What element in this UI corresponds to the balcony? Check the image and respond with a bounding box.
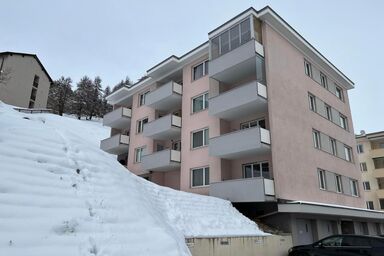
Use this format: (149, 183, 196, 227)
(209, 127, 271, 159)
(209, 178, 275, 203)
(102, 107, 131, 129)
(100, 134, 129, 155)
(145, 81, 182, 111)
(373, 168, 384, 178)
(141, 149, 181, 172)
(209, 39, 265, 84)
(371, 148, 384, 159)
(143, 114, 181, 140)
(377, 189, 384, 199)
(209, 81, 267, 121)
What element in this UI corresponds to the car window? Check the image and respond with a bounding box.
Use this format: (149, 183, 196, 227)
(371, 238, 384, 247)
(321, 236, 342, 247)
(341, 237, 355, 246)
(352, 237, 370, 247)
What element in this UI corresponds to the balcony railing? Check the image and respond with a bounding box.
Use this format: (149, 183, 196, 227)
(209, 81, 267, 120)
(371, 148, 384, 159)
(141, 149, 181, 172)
(209, 127, 271, 159)
(145, 81, 182, 111)
(143, 114, 181, 140)
(103, 107, 131, 129)
(100, 134, 129, 155)
(209, 177, 275, 203)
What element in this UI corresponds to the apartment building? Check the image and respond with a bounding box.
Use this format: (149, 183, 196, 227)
(101, 7, 384, 245)
(0, 52, 52, 108)
(356, 131, 384, 211)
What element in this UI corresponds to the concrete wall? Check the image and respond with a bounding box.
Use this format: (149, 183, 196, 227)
(187, 235, 292, 256)
(263, 22, 364, 208)
(0, 54, 51, 108)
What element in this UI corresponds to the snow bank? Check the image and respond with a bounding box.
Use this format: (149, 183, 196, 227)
(0, 102, 265, 256)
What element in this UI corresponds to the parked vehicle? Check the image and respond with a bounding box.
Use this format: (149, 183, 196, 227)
(288, 235, 384, 256)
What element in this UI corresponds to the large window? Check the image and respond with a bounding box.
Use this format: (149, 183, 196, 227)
(191, 167, 209, 187)
(210, 17, 251, 59)
(137, 117, 148, 133)
(350, 179, 359, 196)
(242, 162, 270, 179)
(373, 157, 384, 169)
(192, 128, 209, 149)
(134, 147, 145, 163)
(335, 174, 343, 193)
(313, 130, 321, 149)
(240, 118, 266, 129)
(192, 92, 209, 113)
(318, 169, 327, 190)
(192, 60, 209, 81)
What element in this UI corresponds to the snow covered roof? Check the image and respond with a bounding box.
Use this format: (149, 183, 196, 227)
(0, 102, 266, 256)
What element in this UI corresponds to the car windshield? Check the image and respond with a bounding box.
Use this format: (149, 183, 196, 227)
(320, 236, 342, 247)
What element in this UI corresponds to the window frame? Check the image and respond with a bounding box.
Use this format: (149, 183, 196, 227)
(191, 166, 210, 188)
(357, 144, 364, 154)
(138, 91, 150, 106)
(134, 146, 145, 163)
(320, 72, 328, 89)
(325, 104, 332, 121)
(350, 179, 359, 197)
(366, 201, 374, 210)
(339, 114, 348, 130)
(192, 60, 209, 81)
(191, 92, 209, 113)
(308, 93, 316, 112)
(363, 181, 371, 191)
(318, 169, 327, 190)
(242, 161, 270, 179)
(360, 162, 367, 172)
(330, 137, 337, 156)
(240, 118, 266, 130)
(137, 117, 149, 134)
(191, 128, 209, 149)
(344, 145, 352, 162)
(304, 60, 312, 77)
(335, 174, 343, 193)
(335, 86, 344, 101)
(313, 129, 321, 149)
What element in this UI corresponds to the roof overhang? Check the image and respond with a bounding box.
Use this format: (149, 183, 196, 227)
(277, 201, 384, 220)
(208, 6, 354, 90)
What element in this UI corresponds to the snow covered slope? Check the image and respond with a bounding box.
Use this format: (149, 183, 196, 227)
(0, 102, 265, 256)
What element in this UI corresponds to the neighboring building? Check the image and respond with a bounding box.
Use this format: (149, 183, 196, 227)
(356, 131, 384, 211)
(101, 7, 384, 245)
(0, 52, 53, 108)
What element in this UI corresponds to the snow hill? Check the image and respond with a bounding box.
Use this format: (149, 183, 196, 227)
(0, 102, 266, 256)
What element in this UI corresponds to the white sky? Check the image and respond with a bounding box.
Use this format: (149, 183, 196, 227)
(1, 0, 383, 133)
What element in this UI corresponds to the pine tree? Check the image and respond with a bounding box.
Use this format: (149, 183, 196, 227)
(72, 76, 93, 120)
(87, 76, 102, 120)
(47, 76, 73, 116)
(112, 76, 132, 92)
(101, 86, 113, 116)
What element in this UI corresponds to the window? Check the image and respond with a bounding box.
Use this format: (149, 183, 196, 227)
(28, 100, 35, 108)
(350, 179, 359, 196)
(313, 130, 321, 149)
(33, 75, 39, 88)
(192, 92, 209, 113)
(192, 128, 209, 149)
(240, 118, 266, 129)
(318, 169, 327, 190)
(363, 181, 371, 191)
(339, 114, 347, 130)
(191, 167, 209, 187)
(137, 117, 148, 133)
(240, 18, 251, 44)
(30, 87, 37, 101)
(192, 60, 209, 81)
(366, 201, 374, 210)
(325, 104, 332, 121)
(308, 94, 316, 112)
(242, 162, 270, 179)
(335, 174, 343, 193)
(320, 236, 342, 247)
(134, 147, 145, 163)
(357, 144, 364, 154)
(380, 199, 384, 210)
(320, 73, 328, 89)
(220, 30, 230, 55)
(229, 25, 240, 50)
(335, 86, 343, 101)
(344, 145, 352, 162)
(373, 157, 384, 169)
(304, 60, 312, 77)
(139, 91, 149, 106)
(360, 162, 367, 172)
(330, 138, 337, 156)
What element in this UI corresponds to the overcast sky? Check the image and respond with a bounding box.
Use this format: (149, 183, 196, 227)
(1, 0, 383, 133)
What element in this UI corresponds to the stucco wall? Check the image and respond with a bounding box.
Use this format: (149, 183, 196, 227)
(0, 54, 50, 108)
(263, 23, 364, 207)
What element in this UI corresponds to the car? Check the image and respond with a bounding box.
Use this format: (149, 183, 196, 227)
(288, 234, 384, 256)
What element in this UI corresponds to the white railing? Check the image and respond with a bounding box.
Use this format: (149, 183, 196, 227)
(173, 82, 183, 95)
(122, 107, 132, 117)
(257, 82, 267, 98)
(255, 40, 264, 57)
(264, 178, 275, 196)
(260, 128, 271, 145)
(120, 134, 130, 144)
(170, 150, 181, 162)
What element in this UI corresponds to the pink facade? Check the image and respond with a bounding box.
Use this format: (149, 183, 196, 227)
(101, 7, 364, 209)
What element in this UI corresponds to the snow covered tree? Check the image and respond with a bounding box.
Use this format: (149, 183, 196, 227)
(112, 76, 132, 92)
(47, 76, 73, 116)
(101, 86, 113, 116)
(86, 76, 102, 120)
(72, 76, 93, 119)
